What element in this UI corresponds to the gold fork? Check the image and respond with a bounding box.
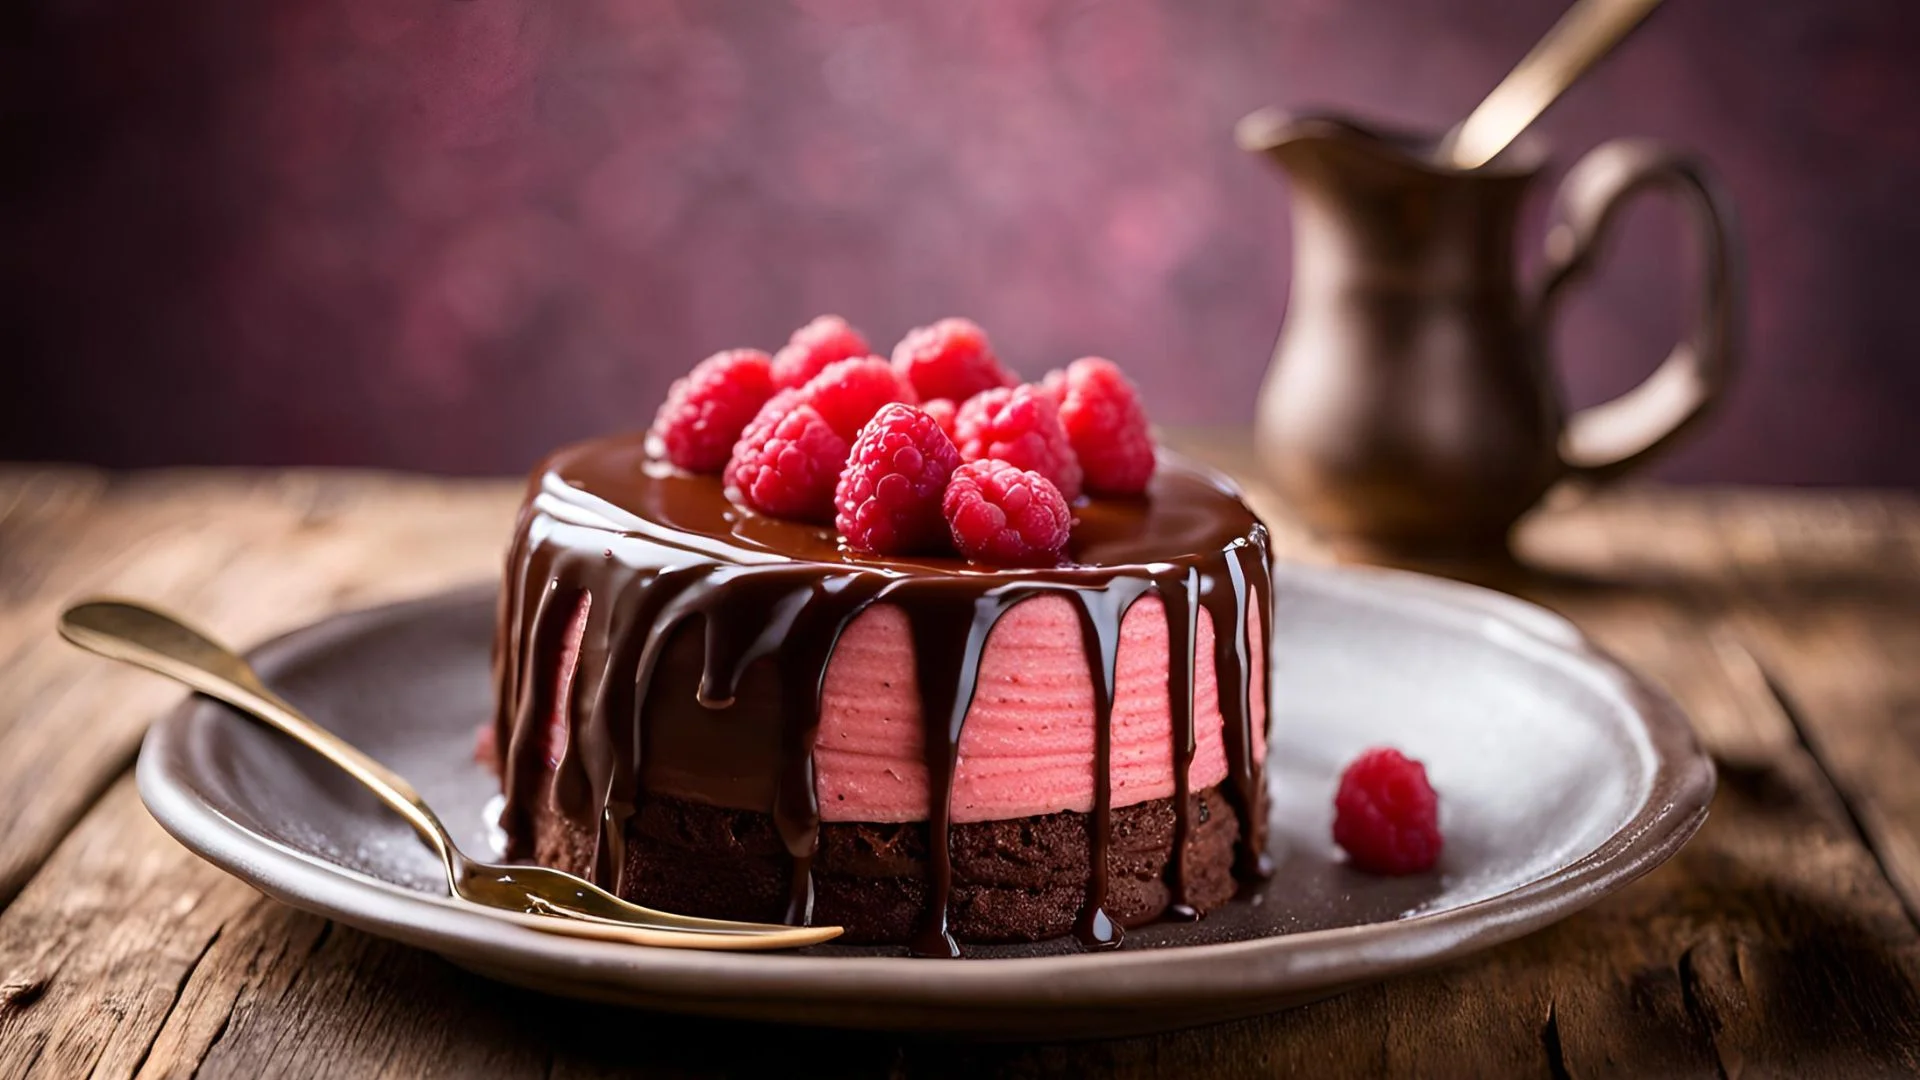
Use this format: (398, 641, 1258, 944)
(60, 599, 840, 951)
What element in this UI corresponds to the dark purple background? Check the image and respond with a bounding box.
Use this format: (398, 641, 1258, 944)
(3, 0, 1916, 484)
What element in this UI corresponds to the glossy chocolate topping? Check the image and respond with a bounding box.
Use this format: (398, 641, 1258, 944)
(491, 431, 1273, 956)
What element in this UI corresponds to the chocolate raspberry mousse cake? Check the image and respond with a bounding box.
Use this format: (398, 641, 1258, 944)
(485, 318, 1272, 956)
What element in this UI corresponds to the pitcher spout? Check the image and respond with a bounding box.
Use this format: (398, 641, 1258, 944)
(1235, 107, 1545, 180)
(1235, 108, 1418, 174)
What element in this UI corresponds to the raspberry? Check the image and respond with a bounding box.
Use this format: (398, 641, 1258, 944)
(1054, 357, 1157, 496)
(648, 349, 775, 473)
(952, 385, 1084, 502)
(891, 318, 1017, 403)
(1333, 747, 1442, 875)
(800, 357, 916, 441)
(921, 398, 958, 438)
(771, 315, 871, 390)
(834, 404, 963, 555)
(1035, 368, 1067, 407)
(724, 389, 850, 521)
(942, 459, 1072, 567)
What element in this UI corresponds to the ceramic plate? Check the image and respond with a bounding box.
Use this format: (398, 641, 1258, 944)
(136, 565, 1712, 1038)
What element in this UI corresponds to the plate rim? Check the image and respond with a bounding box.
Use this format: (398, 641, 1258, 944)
(135, 563, 1714, 1021)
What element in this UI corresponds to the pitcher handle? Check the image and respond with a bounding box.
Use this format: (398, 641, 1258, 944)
(1535, 138, 1742, 485)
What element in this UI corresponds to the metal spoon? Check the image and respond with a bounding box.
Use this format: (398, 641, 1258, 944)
(59, 599, 842, 951)
(1442, 0, 1666, 169)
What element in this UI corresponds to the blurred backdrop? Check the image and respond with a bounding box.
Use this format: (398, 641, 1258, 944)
(2, 0, 1915, 484)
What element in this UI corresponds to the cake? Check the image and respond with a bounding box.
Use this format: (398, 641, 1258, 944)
(485, 319, 1273, 956)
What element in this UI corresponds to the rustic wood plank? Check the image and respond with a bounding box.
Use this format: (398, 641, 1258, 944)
(185, 914, 552, 1080)
(0, 780, 256, 1080)
(0, 779, 554, 1080)
(0, 468, 519, 908)
(1516, 488, 1920, 1077)
(1699, 491, 1920, 930)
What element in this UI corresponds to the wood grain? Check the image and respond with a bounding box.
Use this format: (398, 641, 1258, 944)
(0, 458, 1917, 1077)
(0, 468, 519, 909)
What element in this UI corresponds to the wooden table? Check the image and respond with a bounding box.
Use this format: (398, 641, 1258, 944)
(2, 446, 1919, 1078)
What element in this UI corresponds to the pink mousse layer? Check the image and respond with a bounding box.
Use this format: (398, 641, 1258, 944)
(816, 595, 1266, 824)
(539, 591, 1266, 825)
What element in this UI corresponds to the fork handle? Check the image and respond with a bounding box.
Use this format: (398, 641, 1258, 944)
(59, 600, 457, 864)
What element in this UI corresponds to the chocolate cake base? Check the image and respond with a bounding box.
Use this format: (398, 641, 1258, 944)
(524, 787, 1242, 944)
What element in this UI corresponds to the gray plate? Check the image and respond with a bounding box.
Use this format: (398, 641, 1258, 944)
(136, 564, 1713, 1038)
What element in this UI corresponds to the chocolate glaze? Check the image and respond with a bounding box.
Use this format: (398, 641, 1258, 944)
(491, 431, 1272, 957)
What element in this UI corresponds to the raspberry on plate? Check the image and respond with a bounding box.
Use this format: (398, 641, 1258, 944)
(891, 318, 1017, 403)
(1053, 357, 1156, 496)
(648, 348, 775, 473)
(834, 404, 964, 555)
(952, 385, 1084, 502)
(771, 315, 871, 390)
(724, 389, 850, 521)
(800, 357, 916, 441)
(1332, 747, 1442, 875)
(942, 459, 1072, 567)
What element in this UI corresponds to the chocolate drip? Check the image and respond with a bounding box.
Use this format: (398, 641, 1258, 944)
(900, 590, 1007, 958)
(1067, 580, 1152, 949)
(486, 504, 531, 778)
(496, 572, 569, 856)
(491, 433, 1273, 955)
(1204, 542, 1274, 879)
(1159, 565, 1202, 919)
(770, 574, 890, 924)
(590, 564, 707, 892)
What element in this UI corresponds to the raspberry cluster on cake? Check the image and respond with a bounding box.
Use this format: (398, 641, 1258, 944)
(485, 316, 1272, 956)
